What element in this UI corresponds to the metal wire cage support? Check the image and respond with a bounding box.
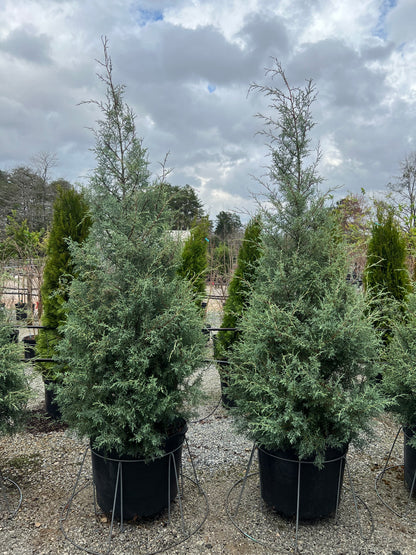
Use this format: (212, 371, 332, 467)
(226, 443, 374, 554)
(60, 437, 209, 555)
(0, 467, 22, 520)
(375, 426, 416, 518)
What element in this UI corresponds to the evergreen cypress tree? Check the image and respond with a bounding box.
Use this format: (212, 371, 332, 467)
(177, 216, 210, 304)
(364, 204, 411, 343)
(0, 305, 29, 435)
(214, 215, 262, 362)
(228, 61, 384, 465)
(37, 186, 91, 379)
(55, 40, 205, 460)
(383, 290, 416, 437)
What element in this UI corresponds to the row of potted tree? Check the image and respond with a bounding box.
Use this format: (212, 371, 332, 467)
(2, 46, 416, 526)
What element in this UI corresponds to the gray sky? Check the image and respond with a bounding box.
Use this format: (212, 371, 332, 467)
(1, 0, 415, 221)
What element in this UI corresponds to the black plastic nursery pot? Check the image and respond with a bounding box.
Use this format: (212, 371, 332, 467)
(15, 302, 27, 320)
(43, 379, 62, 420)
(403, 427, 416, 494)
(91, 422, 188, 520)
(220, 378, 236, 409)
(22, 334, 36, 359)
(258, 444, 348, 520)
(9, 329, 19, 343)
(215, 358, 236, 409)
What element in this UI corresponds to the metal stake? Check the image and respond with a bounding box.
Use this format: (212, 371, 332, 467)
(233, 443, 256, 516)
(375, 425, 416, 518)
(294, 461, 302, 553)
(345, 458, 364, 539)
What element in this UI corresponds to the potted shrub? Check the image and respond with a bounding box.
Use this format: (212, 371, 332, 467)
(36, 185, 91, 418)
(213, 215, 262, 406)
(55, 41, 206, 520)
(383, 290, 416, 492)
(0, 301, 29, 436)
(22, 333, 37, 359)
(228, 61, 384, 520)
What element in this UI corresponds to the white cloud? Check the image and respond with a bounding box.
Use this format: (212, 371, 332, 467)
(0, 0, 415, 220)
(385, 0, 416, 44)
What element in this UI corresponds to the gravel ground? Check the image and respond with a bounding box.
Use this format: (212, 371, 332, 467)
(1, 320, 416, 553)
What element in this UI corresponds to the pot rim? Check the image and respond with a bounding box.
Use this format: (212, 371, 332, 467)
(257, 443, 348, 465)
(90, 420, 188, 463)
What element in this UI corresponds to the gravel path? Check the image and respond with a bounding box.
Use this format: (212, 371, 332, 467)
(1, 321, 416, 553)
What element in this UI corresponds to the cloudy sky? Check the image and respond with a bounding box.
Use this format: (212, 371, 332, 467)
(0, 0, 415, 221)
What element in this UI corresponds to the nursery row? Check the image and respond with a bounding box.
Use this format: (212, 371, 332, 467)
(2, 43, 416, 554)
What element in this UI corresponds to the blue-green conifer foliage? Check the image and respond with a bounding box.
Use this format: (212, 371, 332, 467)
(55, 41, 205, 460)
(228, 62, 384, 465)
(383, 290, 416, 442)
(0, 307, 28, 434)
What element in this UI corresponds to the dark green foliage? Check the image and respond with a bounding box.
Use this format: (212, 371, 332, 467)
(383, 291, 416, 445)
(214, 215, 262, 362)
(36, 186, 91, 379)
(0, 306, 29, 435)
(364, 204, 411, 343)
(177, 216, 210, 303)
(55, 41, 205, 461)
(162, 183, 205, 230)
(228, 61, 384, 466)
(0, 212, 44, 261)
(364, 204, 411, 301)
(214, 211, 242, 243)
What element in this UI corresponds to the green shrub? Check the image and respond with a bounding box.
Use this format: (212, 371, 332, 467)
(383, 290, 416, 443)
(228, 61, 384, 466)
(214, 215, 262, 362)
(0, 306, 29, 435)
(177, 216, 210, 304)
(55, 42, 205, 461)
(364, 204, 411, 344)
(37, 186, 91, 380)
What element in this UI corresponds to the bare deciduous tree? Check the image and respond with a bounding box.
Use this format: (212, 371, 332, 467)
(388, 152, 416, 234)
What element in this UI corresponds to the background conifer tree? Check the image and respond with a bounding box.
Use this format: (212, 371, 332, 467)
(364, 204, 411, 343)
(0, 306, 29, 435)
(178, 216, 210, 304)
(214, 215, 262, 361)
(36, 186, 91, 379)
